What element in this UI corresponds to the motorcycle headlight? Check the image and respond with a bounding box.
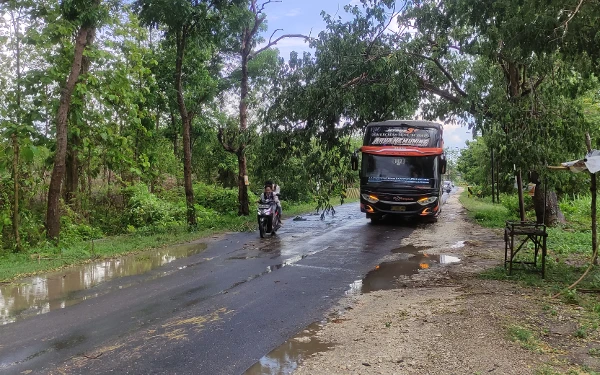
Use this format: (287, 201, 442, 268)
(417, 196, 438, 205)
(361, 194, 379, 204)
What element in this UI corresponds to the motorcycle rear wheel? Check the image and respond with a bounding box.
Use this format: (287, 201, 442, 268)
(259, 219, 266, 238)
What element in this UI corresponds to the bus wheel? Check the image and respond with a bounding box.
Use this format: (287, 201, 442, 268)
(423, 216, 438, 224)
(370, 215, 382, 224)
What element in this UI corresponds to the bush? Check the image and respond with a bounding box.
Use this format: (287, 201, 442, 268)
(124, 184, 184, 228)
(500, 193, 534, 217)
(559, 194, 592, 223)
(194, 183, 257, 214)
(62, 222, 104, 242)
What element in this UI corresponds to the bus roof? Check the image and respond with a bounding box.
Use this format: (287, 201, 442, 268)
(365, 120, 443, 130)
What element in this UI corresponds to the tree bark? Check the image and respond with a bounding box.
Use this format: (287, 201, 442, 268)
(64, 132, 79, 207)
(175, 27, 196, 226)
(170, 110, 178, 157)
(237, 49, 250, 216)
(533, 181, 565, 226)
(11, 10, 21, 250)
(64, 28, 94, 209)
(11, 133, 21, 250)
(237, 151, 249, 215)
(182, 116, 196, 225)
(46, 26, 92, 240)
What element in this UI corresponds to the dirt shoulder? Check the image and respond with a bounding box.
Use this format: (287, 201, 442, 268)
(293, 189, 600, 375)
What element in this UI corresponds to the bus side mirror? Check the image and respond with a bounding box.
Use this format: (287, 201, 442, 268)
(351, 151, 359, 171)
(440, 158, 447, 174)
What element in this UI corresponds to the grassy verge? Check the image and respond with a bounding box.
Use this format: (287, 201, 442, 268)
(461, 189, 600, 289)
(460, 190, 600, 374)
(459, 192, 526, 227)
(0, 197, 357, 283)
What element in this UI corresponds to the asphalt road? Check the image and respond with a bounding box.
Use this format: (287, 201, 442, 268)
(0, 199, 449, 375)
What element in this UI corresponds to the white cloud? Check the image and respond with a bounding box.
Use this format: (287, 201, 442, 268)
(285, 8, 302, 17)
(444, 126, 472, 150)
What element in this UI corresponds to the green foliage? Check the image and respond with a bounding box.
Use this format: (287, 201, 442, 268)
(124, 184, 184, 229)
(500, 193, 535, 218)
(459, 192, 515, 227)
(507, 325, 540, 351)
(193, 183, 250, 214)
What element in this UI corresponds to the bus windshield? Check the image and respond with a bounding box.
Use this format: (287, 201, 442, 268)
(362, 154, 438, 187)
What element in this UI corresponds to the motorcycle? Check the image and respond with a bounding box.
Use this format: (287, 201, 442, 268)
(257, 199, 281, 238)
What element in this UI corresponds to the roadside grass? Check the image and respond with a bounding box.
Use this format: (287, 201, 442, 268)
(459, 194, 520, 227)
(0, 197, 356, 283)
(536, 365, 599, 375)
(461, 190, 599, 291)
(461, 190, 600, 373)
(507, 324, 546, 352)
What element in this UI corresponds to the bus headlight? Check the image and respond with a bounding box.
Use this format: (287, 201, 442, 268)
(417, 196, 438, 205)
(361, 194, 379, 204)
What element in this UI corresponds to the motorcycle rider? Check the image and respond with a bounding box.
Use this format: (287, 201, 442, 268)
(263, 180, 283, 222)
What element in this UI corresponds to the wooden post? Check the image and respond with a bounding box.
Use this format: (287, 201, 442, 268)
(491, 149, 495, 204)
(517, 169, 526, 222)
(585, 133, 598, 265)
(496, 159, 501, 203)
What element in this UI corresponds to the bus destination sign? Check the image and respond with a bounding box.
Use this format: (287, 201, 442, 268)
(366, 127, 433, 147)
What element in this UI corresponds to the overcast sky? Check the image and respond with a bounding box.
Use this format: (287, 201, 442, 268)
(258, 0, 472, 150)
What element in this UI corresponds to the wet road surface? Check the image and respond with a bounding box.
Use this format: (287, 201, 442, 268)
(0, 198, 451, 374)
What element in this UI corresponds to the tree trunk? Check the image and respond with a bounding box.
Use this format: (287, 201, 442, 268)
(182, 116, 196, 225)
(175, 28, 196, 226)
(46, 26, 92, 240)
(237, 152, 249, 216)
(237, 48, 250, 216)
(11, 10, 21, 251)
(533, 182, 565, 226)
(11, 133, 21, 251)
(170, 111, 178, 156)
(64, 31, 93, 209)
(64, 132, 79, 207)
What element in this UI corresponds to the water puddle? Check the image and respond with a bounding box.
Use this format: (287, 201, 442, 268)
(391, 244, 431, 253)
(244, 322, 333, 375)
(0, 242, 207, 325)
(224, 252, 319, 293)
(346, 252, 460, 295)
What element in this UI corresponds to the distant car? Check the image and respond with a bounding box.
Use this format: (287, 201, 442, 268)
(443, 181, 452, 193)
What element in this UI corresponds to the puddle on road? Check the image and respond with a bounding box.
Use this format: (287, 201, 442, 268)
(0, 242, 207, 325)
(244, 322, 333, 375)
(391, 244, 431, 253)
(224, 252, 319, 293)
(346, 251, 461, 295)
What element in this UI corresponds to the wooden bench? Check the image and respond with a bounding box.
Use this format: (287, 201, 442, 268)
(504, 221, 548, 278)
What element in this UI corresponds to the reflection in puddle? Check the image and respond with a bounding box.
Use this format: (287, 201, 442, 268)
(0, 243, 207, 325)
(224, 252, 319, 292)
(346, 253, 460, 295)
(391, 244, 431, 253)
(244, 322, 333, 375)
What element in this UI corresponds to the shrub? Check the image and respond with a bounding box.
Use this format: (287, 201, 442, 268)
(194, 183, 257, 214)
(124, 184, 184, 228)
(500, 193, 534, 217)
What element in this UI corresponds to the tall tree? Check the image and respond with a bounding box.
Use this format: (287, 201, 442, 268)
(263, 2, 419, 207)
(135, 0, 236, 226)
(218, 0, 307, 215)
(46, 0, 104, 240)
(396, 0, 599, 225)
(0, 0, 49, 249)
(7, 4, 23, 250)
